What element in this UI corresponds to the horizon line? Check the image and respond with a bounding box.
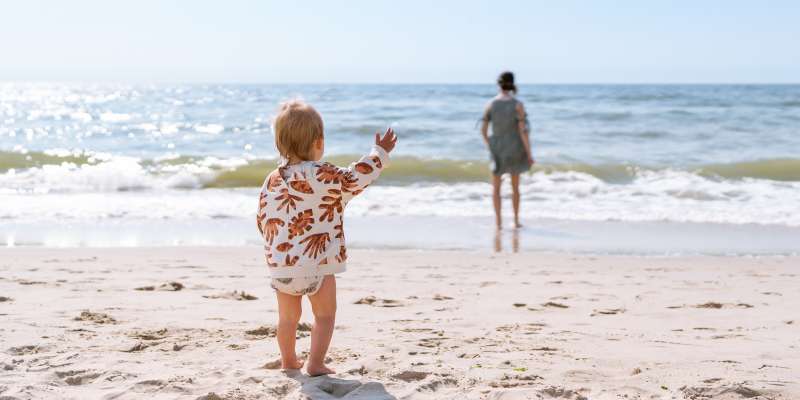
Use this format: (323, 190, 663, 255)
(2, 80, 799, 86)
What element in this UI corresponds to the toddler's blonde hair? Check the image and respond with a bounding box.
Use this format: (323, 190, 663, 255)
(273, 100, 324, 161)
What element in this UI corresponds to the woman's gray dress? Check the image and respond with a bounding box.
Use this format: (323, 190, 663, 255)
(484, 97, 531, 176)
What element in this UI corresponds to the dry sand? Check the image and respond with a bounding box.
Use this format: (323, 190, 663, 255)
(0, 247, 798, 399)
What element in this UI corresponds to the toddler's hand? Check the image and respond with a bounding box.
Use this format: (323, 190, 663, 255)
(375, 127, 397, 153)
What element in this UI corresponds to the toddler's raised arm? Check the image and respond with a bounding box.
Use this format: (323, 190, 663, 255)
(316, 128, 396, 203)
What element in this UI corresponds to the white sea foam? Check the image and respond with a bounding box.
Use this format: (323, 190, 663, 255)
(0, 157, 214, 193)
(1, 163, 798, 226)
(195, 124, 224, 134)
(99, 112, 132, 122)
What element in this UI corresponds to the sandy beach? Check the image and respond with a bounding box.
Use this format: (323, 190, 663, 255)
(1, 247, 797, 399)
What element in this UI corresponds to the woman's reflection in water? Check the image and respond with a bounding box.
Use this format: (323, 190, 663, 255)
(493, 228, 520, 253)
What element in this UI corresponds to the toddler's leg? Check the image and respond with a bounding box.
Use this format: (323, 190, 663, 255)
(275, 290, 304, 369)
(306, 275, 337, 376)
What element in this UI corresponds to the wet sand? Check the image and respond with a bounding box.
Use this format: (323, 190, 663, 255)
(1, 247, 798, 399)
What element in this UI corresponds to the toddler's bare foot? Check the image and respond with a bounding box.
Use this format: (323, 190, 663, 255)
(307, 363, 335, 376)
(282, 358, 304, 370)
(514, 222, 523, 228)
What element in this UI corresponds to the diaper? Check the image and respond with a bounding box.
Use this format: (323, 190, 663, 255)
(271, 275, 325, 296)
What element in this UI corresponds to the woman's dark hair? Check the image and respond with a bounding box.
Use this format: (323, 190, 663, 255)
(497, 71, 517, 93)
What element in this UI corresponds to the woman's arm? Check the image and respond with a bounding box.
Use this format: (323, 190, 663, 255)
(481, 105, 491, 148)
(516, 102, 534, 165)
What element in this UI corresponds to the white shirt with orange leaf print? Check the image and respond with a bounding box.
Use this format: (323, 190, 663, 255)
(257, 146, 388, 278)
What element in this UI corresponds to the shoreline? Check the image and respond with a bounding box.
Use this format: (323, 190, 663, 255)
(4, 216, 799, 256)
(1, 246, 798, 399)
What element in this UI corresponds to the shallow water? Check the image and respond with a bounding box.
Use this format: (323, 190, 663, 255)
(1, 83, 799, 248)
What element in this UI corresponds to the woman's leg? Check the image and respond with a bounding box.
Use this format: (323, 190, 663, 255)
(306, 275, 337, 376)
(275, 290, 304, 369)
(510, 174, 521, 228)
(492, 174, 502, 229)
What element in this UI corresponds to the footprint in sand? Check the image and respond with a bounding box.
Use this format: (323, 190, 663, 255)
(391, 370, 429, 382)
(74, 311, 117, 324)
(262, 359, 283, 369)
(247, 323, 311, 340)
(681, 384, 764, 399)
(195, 394, 224, 400)
(6, 345, 46, 356)
(489, 372, 541, 388)
(17, 279, 47, 285)
(135, 282, 184, 291)
(590, 308, 625, 316)
(496, 323, 546, 334)
(203, 290, 258, 301)
(122, 342, 156, 352)
(539, 386, 588, 400)
(354, 296, 403, 307)
(347, 365, 368, 375)
(295, 376, 396, 400)
(1, 361, 17, 371)
(0, 296, 12, 302)
(542, 302, 569, 309)
(131, 328, 168, 341)
(55, 369, 102, 386)
(416, 376, 458, 392)
(246, 326, 278, 338)
(694, 302, 754, 309)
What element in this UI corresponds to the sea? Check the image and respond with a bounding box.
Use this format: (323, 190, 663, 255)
(1, 83, 798, 254)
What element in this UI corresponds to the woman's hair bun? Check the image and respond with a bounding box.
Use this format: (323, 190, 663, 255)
(497, 71, 517, 93)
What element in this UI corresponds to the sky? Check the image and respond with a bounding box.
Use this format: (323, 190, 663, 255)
(1, 0, 798, 83)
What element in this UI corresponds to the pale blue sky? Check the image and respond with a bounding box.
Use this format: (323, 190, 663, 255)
(1, 0, 798, 83)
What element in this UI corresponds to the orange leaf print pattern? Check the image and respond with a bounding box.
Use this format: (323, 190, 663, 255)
(319, 189, 343, 222)
(264, 218, 285, 244)
(257, 192, 268, 235)
(288, 209, 314, 239)
(275, 242, 293, 252)
(371, 155, 382, 169)
(335, 245, 347, 263)
(341, 171, 359, 193)
(355, 162, 373, 174)
(267, 171, 282, 190)
(285, 254, 299, 266)
(299, 232, 330, 259)
(333, 223, 344, 239)
(290, 180, 314, 194)
(315, 163, 345, 184)
(259, 150, 385, 275)
(275, 188, 303, 213)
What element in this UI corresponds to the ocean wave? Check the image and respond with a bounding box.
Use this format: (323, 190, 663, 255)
(2, 151, 800, 194)
(2, 169, 798, 227)
(563, 111, 633, 121)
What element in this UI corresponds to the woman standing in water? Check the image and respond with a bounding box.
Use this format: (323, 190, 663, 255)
(481, 71, 534, 229)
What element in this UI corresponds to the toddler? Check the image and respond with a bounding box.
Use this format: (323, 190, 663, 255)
(256, 100, 397, 376)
